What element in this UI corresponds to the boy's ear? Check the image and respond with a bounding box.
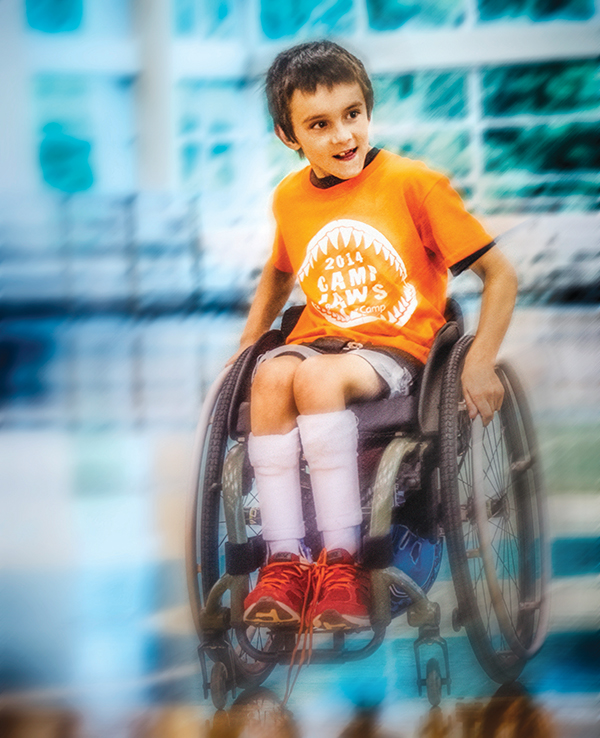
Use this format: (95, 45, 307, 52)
(275, 125, 301, 151)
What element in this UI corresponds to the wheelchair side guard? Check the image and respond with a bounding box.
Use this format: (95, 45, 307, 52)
(365, 436, 419, 629)
(365, 435, 451, 699)
(369, 437, 420, 537)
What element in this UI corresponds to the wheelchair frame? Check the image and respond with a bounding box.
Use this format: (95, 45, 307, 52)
(186, 305, 550, 709)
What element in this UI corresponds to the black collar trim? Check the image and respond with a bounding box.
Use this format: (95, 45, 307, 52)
(310, 147, 380, 189)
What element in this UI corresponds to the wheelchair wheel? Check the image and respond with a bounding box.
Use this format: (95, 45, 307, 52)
(186, 352, 275, 689)
(440, 335, 549, 683)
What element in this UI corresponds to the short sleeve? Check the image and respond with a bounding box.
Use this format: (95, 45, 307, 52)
(418, 176, 494, 270)
(271, 224, 294, 273)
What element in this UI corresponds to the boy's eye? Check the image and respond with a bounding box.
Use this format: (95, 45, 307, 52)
(311, 120, 327, 129)
(348, 109, 361, 119)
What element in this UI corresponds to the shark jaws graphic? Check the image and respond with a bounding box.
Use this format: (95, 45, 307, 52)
(298, 219, 417, 329)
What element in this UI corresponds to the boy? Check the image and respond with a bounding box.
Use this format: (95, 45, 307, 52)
(232, 41, 517, 632)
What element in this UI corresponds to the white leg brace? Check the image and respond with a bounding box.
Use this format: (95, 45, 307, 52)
(247, 428, 305, 551)
(297, 410, 362, 554)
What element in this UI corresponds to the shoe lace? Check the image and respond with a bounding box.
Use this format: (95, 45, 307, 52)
(257, 559, 309, 591)
(317, 560, 367, 599)
(282, 549, 326, 706)
(282, 552, 369, 705)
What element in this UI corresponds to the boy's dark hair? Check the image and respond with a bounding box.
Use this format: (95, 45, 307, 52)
(266, 41, 374, 143)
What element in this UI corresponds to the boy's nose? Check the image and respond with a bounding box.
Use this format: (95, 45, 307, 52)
(331, 122, 353, 145)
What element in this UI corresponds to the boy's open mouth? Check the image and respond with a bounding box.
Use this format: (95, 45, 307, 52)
(333, 147, 358, 161)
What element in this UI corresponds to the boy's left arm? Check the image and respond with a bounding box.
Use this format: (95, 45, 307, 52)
(461, 246, 518, 426)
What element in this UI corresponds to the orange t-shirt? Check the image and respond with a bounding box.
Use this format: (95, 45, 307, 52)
(271, 149, 493, 364)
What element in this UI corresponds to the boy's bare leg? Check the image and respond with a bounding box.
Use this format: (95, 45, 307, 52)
(251, 354, 302, 435)
(292, 353, 384, 413)
(251, 352, 383, 430)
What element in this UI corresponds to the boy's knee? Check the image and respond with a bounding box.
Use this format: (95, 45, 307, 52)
(293, 354, 383, 412)
(294, 354, 331, 384)
(293, 356, 342, 401)
(252, 356, 300, 398)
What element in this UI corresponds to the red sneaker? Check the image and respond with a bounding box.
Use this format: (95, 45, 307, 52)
(311, 549, 371, 631)
(243, 552, 311, 627)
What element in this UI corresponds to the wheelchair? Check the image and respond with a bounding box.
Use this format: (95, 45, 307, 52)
(186, 301, 549, 710)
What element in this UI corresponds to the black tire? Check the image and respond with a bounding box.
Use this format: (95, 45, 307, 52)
(210, 661, 229, 710)
(199, 358, 245, 600)
(193, 351, 275, 689)
(426, 658, 442, 707)
(440, 335, 548, 683)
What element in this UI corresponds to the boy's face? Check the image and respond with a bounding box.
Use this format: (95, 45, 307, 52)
(277, 81, 370, 180)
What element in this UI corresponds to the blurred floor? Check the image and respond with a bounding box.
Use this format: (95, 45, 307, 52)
(0, 307, 598, 736)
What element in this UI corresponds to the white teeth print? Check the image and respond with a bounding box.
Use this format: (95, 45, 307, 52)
(298, 219, 418, 328)
(340, 227, 352, 247)
(387, 293, 417, 327)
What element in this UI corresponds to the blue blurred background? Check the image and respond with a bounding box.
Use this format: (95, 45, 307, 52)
(0, 1, 598, 735)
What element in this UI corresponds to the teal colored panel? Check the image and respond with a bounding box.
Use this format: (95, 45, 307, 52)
(367, 0, 419, 28)
(484, 61, 600, 116)
(483, 178, 600, 213)
(260, 0, 353, 39)
(39, 122, 94, 193)
(484, 124, 600, 173)
(181, 143, 201, 181)
(487, 180, 600, 206)
(174, 0, 196, 34)
(552, 537, 600, 577)
(366, 0, 464, 30)
(26, 0, 83, 33)
(204, 0, 235, 35)
(208, 142, 235, 187)
(479, 0, 594, 21)
(375, 130, 471, 177)
(422, 72, 467, 118)
(174, 0, 236, 37)
(373, 71, 467, 122)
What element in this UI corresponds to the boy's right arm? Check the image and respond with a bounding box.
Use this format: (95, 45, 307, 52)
(227, 258, 296, 365)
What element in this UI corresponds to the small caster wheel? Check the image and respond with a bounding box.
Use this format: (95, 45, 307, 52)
(210, 661, 229, 710)
(452, 606, 463, 632)
(426, 658, 442, 707)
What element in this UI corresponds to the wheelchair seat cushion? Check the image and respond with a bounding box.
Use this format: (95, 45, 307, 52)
(349, 392, 419, 435)
(236, 392, 419, 437)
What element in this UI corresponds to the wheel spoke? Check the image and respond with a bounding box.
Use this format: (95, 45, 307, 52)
(442, 349, 548, 679)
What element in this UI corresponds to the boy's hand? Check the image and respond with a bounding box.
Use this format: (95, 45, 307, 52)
(460, 355, 504, 427)
(461, 246, 517, 427)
